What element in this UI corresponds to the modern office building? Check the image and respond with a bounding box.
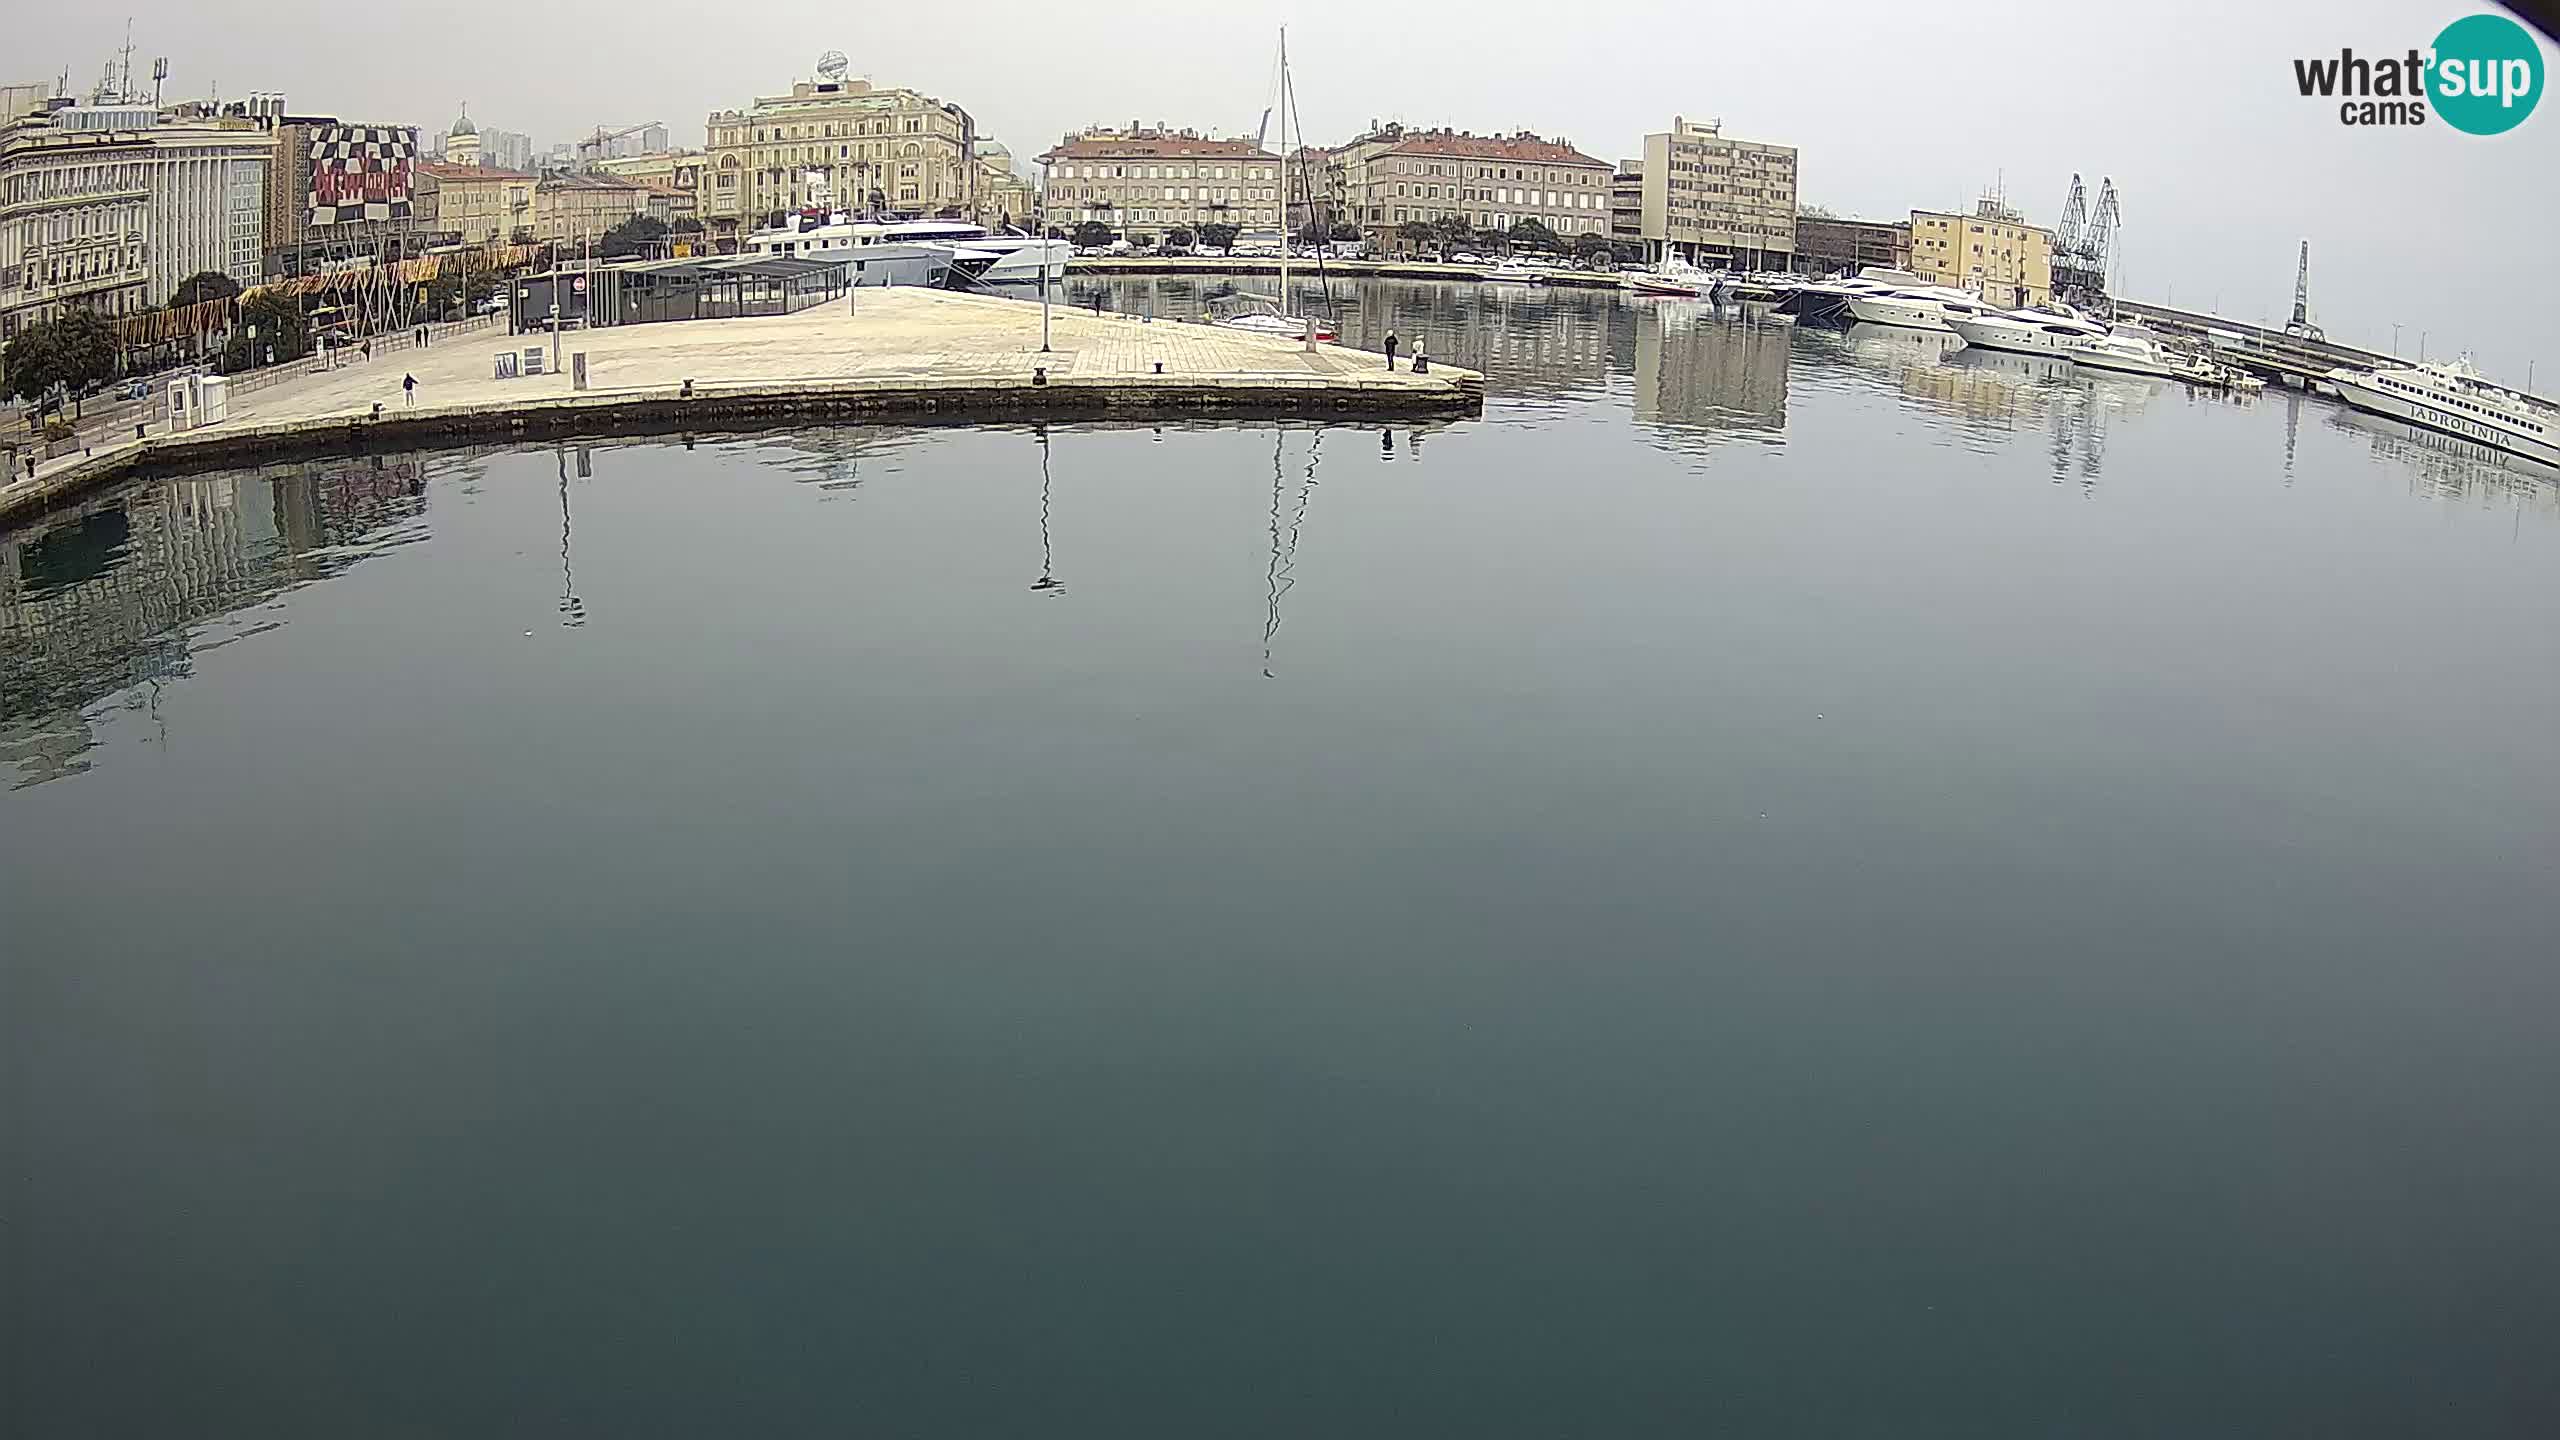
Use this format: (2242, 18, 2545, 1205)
(1637, 116, 1798, 269)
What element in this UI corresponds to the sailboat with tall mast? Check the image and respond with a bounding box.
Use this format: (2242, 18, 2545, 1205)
(1210, 26, 1338, 343)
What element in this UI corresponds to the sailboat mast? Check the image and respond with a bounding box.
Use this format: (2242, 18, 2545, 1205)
(1277, 26, 1290, 314)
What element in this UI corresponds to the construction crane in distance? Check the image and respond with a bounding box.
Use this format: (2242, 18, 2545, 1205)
(576, 122, 663, 166)
(2284, 239, 2324, 341)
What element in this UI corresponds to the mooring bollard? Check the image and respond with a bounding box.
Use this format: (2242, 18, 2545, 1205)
(1033, 366, 1048, 386)
(681, 377, 694, 398)
(1153, 361, 1163, 374)
(371, 402, 383, 420)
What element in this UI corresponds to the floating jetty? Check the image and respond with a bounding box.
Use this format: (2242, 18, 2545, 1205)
(0, 288, 1482, 522)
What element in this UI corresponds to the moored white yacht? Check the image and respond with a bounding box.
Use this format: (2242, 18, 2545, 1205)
(1626, 256, 1720, 297)
(745, 216, 1068, 284)
(2064, 327, 2220, 383)
(1845, 284, 1997, 334)
(2325, 358, 2560, 467)
(1778, 265, 1927, 326)
(1483, 261, 1544, 284)
(1947, 305, 2111, 357)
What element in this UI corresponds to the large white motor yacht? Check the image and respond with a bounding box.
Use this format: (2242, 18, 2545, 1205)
(1948, 306, 2111, 357)
(746, 216, 1069, 285)
(1845, 284, 1998, 334)
(2326, 358, 2560, 467)
(2064, 328, 2215, 382)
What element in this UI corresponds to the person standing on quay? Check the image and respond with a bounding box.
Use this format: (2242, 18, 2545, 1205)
(1384, 330, 1399, 371)
(402, 373, 418, 408)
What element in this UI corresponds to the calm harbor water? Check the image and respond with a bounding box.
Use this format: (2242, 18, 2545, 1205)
(6, 280, 2558, 1436)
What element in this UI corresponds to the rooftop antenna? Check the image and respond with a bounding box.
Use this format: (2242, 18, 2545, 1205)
(118, 19, 135, 103)
(151, 57, 167, 107)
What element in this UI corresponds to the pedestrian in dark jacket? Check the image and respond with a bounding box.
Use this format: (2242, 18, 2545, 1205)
(1383, 331, 1399, 371)
(402, 373, 418, 408)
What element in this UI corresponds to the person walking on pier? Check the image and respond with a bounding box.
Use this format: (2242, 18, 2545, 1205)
(1384, 330, 1399, 371)
(402, 372, 418, 409)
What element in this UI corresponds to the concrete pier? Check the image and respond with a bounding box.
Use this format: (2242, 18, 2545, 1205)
(0, 287, 1481, 523)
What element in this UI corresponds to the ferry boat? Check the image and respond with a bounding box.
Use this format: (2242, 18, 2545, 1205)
(2324, 358, 2560, 467)
(1947, 306, 2111, 357)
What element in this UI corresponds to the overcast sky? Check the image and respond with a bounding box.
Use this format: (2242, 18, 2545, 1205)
(19, 1, 2556, 381)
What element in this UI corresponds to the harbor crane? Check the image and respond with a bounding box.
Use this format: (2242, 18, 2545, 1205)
(2051, 174, 2121, 313)
(2284, 239, 2324, 342)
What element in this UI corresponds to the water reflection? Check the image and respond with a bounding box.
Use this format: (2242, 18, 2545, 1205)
(1, 454, 430, 787)
(2329, 403, 2560, 512)
(1031, 426, 1065, 596)
(1263, 428, 1324, 676)
(1629, 300, 1790, 453)
(11, 280, 2551, 791)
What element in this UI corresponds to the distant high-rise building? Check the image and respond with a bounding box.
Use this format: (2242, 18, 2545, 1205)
(479, 126, 532, 173)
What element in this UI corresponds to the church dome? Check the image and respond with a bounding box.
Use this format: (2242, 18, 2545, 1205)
(451, 106, 477, 137)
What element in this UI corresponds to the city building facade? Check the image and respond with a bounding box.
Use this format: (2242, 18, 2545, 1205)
(973, 139, 1037, 229)
(534, 173, 648, 244)
(705, 61, 978, 228)
(1038, 126, 1278, 243)
(1331, 124, 1612, 253)
(1610, 160, 1644, 249)
(1, 102, 276, 341)
(138, 119, 272, 302)
(1794, 214, 1910, 275)
(1637, 117, 1798, 269)
(415, 161, 534, 244)
(1909, 198, 2051, 307)
(0, 113, 151, 341)
(593, 150, 705, 195)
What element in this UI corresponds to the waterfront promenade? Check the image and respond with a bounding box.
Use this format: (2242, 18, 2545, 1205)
(0, 288, 1479, 522)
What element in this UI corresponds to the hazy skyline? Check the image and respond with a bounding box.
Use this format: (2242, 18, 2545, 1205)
(17, 2, 2556, 381)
